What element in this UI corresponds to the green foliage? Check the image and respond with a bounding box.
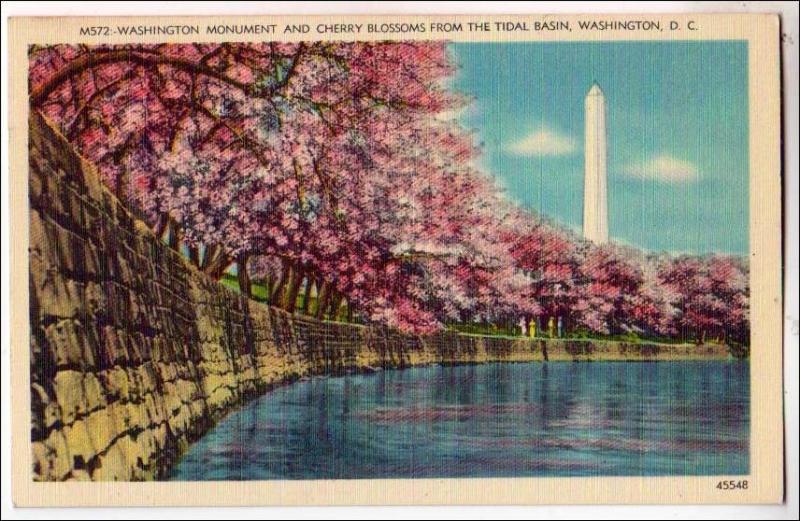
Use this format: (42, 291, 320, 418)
(220, 274, 240, 293)
(221, 274, 270, 302)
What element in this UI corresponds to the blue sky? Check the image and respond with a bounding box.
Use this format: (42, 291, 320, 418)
(450, 41, 749, 255)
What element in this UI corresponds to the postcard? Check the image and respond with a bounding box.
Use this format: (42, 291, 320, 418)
(8, 13, 783, 505)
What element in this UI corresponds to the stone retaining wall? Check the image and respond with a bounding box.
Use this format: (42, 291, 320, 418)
(27, 112, 731, 481)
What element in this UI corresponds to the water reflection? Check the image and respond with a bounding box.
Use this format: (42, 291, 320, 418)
(169, 361, 749, 480)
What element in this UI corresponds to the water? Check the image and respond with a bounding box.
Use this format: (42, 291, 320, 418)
(168, 361, 749, 480)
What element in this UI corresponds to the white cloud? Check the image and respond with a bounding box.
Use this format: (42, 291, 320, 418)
(623, 155, 699, 182)
(505, 127, 578, 157)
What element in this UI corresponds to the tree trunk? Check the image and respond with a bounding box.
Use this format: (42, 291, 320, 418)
(203, 245, 232, 280)
(207, 261, 233, 280)
(198, 243, 231, 279)
(270, 259, 290, 306)
(301, 278, 314, 315)
(153, 214, 168, 241)
(263, 277, 273, 301)
(346, 300, 354, 322)
(237, 253, 251, 298)
(166, 218, 180, 250)
(315, 281, 331, 319)
(115, 168, 130, 202)
(284, 266, 305, 312)
(279, 264, 296, 309)
(188, 245, 200, 268)
(329, 291, 344, 321)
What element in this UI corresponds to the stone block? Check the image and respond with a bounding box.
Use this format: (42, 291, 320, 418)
(31, 382, 62, 435)
(85, 408, 115, 454)
(142, 392, 163, 426)
(32, 429, 71, 481)
(123, 401, 144, 432)
(91, 441, 130, 481)
(30, 255, 83, 319)
(62, 418, 96, 469)
(106, 400, 132, 440)
(83, 281, 106, 320)
(53, 370, 87, 425)
(100, 366, 130, 402)
(45, 320, 84, 369)
(82, 372, 106, 413)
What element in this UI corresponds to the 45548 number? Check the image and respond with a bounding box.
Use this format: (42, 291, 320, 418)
(717, 480, 748, 490)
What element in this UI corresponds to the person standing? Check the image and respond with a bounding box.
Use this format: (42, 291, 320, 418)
(557, 316, 563, 338)
(529, 318, 537, 338)
(518, 317, 527, 337)
(548, 317, 555, 338)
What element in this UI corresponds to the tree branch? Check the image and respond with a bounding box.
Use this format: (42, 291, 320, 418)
(32, 49, 263, 106)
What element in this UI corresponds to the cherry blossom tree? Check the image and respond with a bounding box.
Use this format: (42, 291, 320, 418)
(507, 216, 582, 331)
(29, 42, 750, 339)
(29, 42, 457, 279)
(659, 255, 749, 344)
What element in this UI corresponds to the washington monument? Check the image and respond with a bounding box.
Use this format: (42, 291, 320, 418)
(583, 83, 608, 244)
